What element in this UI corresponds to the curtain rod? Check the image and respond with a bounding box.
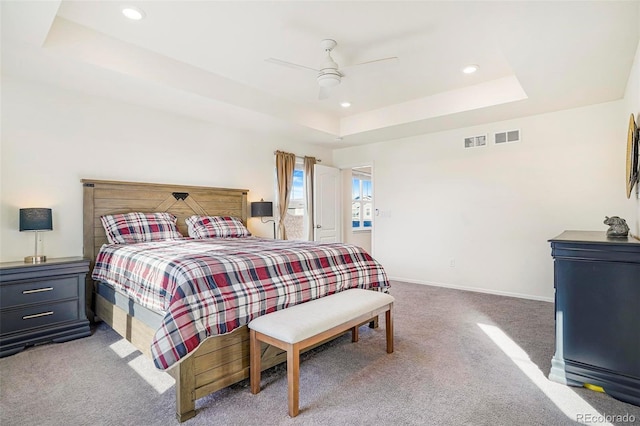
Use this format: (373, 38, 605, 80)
(273, 151, 322, 163)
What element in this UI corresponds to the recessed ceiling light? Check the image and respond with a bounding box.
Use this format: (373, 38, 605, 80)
(340, 102, 351, 108)
(122, 6, 145, 20)
(462, 64, 479, 74)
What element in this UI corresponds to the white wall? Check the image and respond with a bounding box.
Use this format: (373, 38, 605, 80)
(348, 231, 372, 254)
(333, 100, 633, 301)
(0, 75, 333, 262)
(624, 39, 640, 237)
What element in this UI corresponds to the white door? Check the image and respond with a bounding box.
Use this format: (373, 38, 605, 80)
(313, 164, 342, 242)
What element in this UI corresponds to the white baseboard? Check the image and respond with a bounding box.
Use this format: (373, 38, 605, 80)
(388, 276, 554, 303)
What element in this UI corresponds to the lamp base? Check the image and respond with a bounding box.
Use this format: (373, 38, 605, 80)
(24, 255, 46, 264)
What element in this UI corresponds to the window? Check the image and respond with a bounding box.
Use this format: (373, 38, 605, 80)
(285, 159, 306, 241)
(352, 173, 372, 229)
(289, 161, 305, 217)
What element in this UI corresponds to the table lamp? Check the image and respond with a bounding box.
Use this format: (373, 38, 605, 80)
(251, 200, 275, 239)
(20, 208, 53, 263)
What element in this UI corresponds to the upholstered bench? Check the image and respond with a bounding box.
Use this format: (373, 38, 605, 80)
(248, 288, 394, 417)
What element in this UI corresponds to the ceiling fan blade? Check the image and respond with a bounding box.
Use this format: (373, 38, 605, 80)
(318, 86, 330, 100)
(344, 56, 398, 70)
(265, 58, 318, 73)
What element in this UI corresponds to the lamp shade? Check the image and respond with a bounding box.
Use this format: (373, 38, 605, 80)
(251, 201, 273, 217)
(19, 208, 53, 231)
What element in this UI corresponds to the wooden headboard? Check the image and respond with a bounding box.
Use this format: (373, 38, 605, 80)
(82, 179, 248, 262)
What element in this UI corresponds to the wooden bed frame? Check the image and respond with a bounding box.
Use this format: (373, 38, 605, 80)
(82, 179, 291, 422)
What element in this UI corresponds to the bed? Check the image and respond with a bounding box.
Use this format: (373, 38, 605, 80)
(82, 179, 389, 421)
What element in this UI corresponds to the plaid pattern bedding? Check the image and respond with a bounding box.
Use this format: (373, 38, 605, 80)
(92, 238, 389, 370)
(101, 212, 183, 244)
(185, 215, 251, 238)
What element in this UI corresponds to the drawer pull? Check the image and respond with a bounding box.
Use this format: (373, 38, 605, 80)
(22, 287, 54, 295)
(23, 311, 54, 320)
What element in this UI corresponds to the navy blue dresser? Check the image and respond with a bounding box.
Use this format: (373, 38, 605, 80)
(0, 257, 91, 357)
(548, 231, 640, 406)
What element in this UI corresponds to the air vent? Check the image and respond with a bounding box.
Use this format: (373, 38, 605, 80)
(495, 129, 520, 144)
(464, 135, 487, 148)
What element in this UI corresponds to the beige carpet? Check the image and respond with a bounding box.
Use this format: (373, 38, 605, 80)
(1, 281, 638, 425)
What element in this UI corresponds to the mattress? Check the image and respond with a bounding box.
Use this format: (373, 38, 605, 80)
(96, 281, 163, 331)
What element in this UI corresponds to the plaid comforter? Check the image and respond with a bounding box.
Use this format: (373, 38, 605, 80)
(92, 238, 389, 369)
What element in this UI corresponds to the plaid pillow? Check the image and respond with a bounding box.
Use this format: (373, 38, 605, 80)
(101, 212, 183, 244)
(185, 215, 251, 238)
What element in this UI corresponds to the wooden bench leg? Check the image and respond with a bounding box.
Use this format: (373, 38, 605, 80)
(351, 325, 359, 342)
(369, 316, 379, 328)
(250, 329, 261, 394)
(386, 308, 394, 354)
(287, 343, 301, 417)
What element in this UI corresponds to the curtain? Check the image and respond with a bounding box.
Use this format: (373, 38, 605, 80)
(275, 150, 296, 240)
(303, 156, 316, 241)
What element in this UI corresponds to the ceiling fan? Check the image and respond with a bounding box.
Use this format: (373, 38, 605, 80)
(266, 39, 398, 100)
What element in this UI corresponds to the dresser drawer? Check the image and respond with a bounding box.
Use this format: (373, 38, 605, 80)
(0, 300, 80, 335)
(0, 276, 80, 307)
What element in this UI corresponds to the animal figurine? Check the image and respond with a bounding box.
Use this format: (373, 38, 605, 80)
(604, 216, 629, 238)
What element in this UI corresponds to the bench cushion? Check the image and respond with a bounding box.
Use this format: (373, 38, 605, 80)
(248, 288, 394, 344)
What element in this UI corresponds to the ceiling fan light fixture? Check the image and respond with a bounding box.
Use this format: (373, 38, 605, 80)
(317, 73, 341, 88)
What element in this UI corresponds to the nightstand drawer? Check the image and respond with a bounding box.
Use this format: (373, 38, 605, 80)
(0, 276, 80, 307)
(1, 300, 79, 335)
